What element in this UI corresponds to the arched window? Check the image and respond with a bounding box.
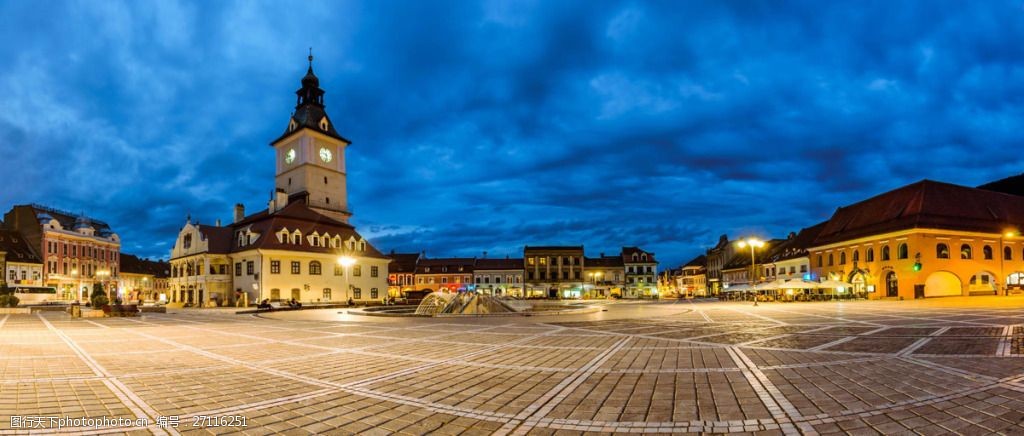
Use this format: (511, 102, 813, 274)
(984, 245, 993, 260)
(961, 244, 972, 260)
(1006, 246, 1013, 261)
(817, 254, 823, 267)
(839, 252, 846, 265)
(882, 246, 891, 261)
(897, 243, 908, 259)
(183, 234, 192, 249)
(309, 261, 322, 275)
(936, 243, 949, 259)
(866, 248, 875, 262)
(828, 253, 834, 266)
(852, 250, 860, 263)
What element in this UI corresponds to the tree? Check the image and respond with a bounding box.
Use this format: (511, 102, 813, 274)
(90, 282, 109, 308)
(0, 283, 17, 307)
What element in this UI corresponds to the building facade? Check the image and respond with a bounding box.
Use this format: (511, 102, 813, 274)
(705, 235, 734, 296)
(415, 258, 475, 293)
(622, 247, 658, 298)
(583, 254, 624, 299)
(168, 57, 389, 307)
(524, 246, 585, 298)
(474, 258, 524, 297)
(118, 254, 170, 303)
(386, 252, 420, 298)
(4, 205, 120, 301)
(679, 255, 707, 297)
(0, 229, 43, 288)
(810, 180, 1024, 300)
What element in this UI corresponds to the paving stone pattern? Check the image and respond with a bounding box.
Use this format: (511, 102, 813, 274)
(4, 299, 1024, 434)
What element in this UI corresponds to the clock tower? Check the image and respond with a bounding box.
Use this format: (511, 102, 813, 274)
(271, 54, 352, 223)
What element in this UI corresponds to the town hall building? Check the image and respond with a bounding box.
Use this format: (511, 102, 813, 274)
(168, 55, 389, 307)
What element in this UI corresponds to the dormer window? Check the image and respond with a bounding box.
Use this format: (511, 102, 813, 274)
(183, 234, 192, 249)
(288, 119, 297, 131)
(319, 117, 329, 131)
(359, 241, 366, 252)
(292, 230, 302, 245)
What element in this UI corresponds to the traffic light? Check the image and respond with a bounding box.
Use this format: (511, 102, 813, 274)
(913, 262, 922, 272)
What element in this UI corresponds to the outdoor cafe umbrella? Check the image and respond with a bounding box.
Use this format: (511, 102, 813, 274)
(777, 279, 821, 289)
(819, 279, 854, 290)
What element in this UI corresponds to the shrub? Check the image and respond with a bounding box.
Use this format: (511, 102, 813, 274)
(0, 294, 19, 308)
(90, 283, 109, 308)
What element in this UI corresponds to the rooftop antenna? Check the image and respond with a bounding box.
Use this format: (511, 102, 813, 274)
(308, 47, 313, 68)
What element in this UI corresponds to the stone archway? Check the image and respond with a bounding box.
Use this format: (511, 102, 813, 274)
(924, 271, 962, 298)
(967, 271, 997, 295)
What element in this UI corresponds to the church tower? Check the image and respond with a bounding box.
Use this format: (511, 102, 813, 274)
(270, 53, 352, 223)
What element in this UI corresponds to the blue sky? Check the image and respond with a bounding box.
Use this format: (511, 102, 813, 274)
(2, 1, 1024, 267)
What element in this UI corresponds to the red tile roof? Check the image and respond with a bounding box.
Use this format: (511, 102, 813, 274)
(0, 229, 40, 264)
(621, 246, 656, 264)
(814, 180, 1024, 246)
(475, 258, 524, 270)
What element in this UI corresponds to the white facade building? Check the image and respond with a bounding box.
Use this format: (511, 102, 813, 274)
(168, 56, 389, 307)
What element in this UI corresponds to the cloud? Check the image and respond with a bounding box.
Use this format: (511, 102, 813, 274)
(2, 0, 1024, 268)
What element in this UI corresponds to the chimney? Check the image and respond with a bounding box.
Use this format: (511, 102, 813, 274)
(482, 251, 488, 258)
(274, 189, 288, 212)
(233, 204, 245, 223)
(215, 219, 221, 227)
(600, 252, 605, 257)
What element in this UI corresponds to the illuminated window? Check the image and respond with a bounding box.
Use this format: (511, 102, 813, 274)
(961, 244, 972, 260)
(936, 243, 949, 259)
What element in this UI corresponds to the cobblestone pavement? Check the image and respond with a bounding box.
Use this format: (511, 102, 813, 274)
(5, 298, 1024, 434)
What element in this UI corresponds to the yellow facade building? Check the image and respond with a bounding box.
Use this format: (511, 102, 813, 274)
(810, 180, 1024, 299)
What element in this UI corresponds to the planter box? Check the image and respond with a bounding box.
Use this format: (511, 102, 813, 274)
(82, 309, 105, 318)
(140, 306, 166, 313)
(101, 304, 140, 317)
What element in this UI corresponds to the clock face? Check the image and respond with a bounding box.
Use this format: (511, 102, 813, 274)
(319, 147, 333, 163)
(285, 149, 296, 164)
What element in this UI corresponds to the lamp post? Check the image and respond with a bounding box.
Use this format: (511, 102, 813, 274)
(737, 237, 766, 306)
(338, 255, 356, 305)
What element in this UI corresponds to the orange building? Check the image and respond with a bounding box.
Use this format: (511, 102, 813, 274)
(810, 180, 1024, 299)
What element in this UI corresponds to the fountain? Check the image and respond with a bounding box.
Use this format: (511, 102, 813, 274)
(414, 291, 518, 316)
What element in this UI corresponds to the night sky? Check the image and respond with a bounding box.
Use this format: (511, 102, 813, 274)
(2, 1, 1024, 267)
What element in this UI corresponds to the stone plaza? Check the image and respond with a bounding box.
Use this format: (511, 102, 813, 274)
(4, 298, 1024, 435)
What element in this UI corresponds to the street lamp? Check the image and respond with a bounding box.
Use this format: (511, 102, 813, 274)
(1002, 230, 1018, 295)
(737, 237, 766, 305)
(338, 255, 356, 304)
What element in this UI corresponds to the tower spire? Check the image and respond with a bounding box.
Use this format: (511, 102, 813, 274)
(308, 47, 313, 69)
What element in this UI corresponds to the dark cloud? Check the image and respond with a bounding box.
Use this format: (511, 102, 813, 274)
(2, 0, 1023, 267)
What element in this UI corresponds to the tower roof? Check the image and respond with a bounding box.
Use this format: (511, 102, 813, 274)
(272, 52, 350, 145)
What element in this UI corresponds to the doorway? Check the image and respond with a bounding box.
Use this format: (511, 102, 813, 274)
(885, 272, 898, 297)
